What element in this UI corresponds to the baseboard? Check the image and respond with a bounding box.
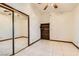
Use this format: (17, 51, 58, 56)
(50, 39, 72, 43)
(30, 39, 79, 50)
(49, 39, 79, 50)
(71, 42, 79, 49)
(41, 39, 72, 43)
(29, 39, 41, 46)
(41, 39, 79, 49)
(0, 36, 28, 42)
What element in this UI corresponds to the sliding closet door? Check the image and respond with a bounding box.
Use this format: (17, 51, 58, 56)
(0, 7, 12, 55)
(14, 12, 28, 53)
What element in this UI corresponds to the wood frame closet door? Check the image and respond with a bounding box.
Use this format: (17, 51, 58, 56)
(40, 23, 50, 40)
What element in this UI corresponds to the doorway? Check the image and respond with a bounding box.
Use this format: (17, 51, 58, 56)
(40, 23, 50, 40)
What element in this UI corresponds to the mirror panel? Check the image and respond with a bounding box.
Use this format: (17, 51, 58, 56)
(14, 11, 28, 53)
(0, 7, 12, 56)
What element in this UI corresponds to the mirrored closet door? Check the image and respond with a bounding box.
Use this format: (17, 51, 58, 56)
(0, 6, 12, 56)
(14, 11, 29, 53)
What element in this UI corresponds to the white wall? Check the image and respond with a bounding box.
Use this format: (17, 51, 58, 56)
(40, 12, 50, 23)
(29, 4, 41, 43)
(50, 12, 74, 41)
(73, 5, 79, 47)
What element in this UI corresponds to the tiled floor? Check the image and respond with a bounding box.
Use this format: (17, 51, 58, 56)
(0, 38, 28, 56)
(15, 40, 79, 56)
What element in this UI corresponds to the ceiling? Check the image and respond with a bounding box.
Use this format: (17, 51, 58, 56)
(6, 3, 79, 14)
(33, 3, 78, 13)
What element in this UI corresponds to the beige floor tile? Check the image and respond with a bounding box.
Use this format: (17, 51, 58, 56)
(15, 40, 79, 56)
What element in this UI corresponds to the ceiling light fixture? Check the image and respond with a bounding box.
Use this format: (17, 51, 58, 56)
(53, 4, 58, 8)
(38, 3, 58, 10)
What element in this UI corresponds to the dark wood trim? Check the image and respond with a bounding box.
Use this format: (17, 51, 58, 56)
(50, 39, 72, 43)
(30, 39, 41, 46)
(28, 16, 30, 46)
(0, 4, 13, 11)
(49, 39, 79, 49)
(12, 11, 15, 55)
(0, 38, 12, 42)
(40, 23, 49, 25)
(71, 42, 79, 49)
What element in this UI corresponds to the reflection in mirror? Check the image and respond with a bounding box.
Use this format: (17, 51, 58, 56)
(0, 7, 12, 55)
(14, 11, 28, 53)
